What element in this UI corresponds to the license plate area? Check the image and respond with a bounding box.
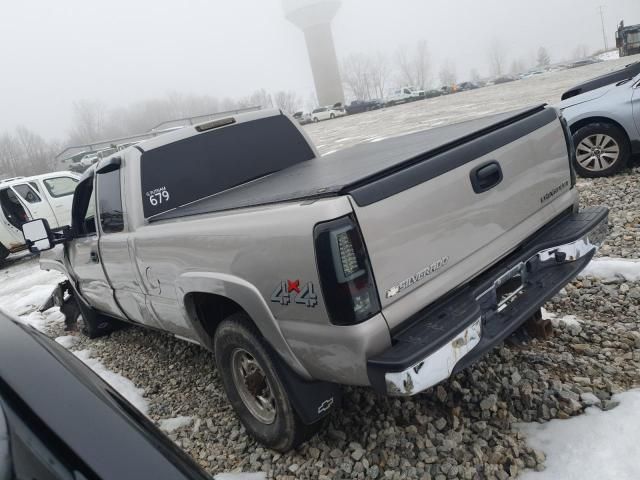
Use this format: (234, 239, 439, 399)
(493, 263, 527, 312)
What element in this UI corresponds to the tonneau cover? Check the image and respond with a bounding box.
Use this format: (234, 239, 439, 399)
(150, 105, 554, 222)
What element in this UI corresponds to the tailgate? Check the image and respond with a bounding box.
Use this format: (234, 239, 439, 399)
(348, 106, 576, 330)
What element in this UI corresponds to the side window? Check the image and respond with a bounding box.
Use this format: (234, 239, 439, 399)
(29, 181, 40, 193)
(43, 177, 78, 198)
(13, 184, 41, 204)
(71, 178, 97, 236)
(97, 169, 124, 233)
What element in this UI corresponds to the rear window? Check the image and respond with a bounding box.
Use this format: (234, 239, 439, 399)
(140, 114, 315, 218)
(43, 177, 78, 198)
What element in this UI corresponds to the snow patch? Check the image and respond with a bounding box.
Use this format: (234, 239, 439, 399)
(581, 257, 640, 282)
(73, 349, 149, 415)
(597, 50, 620, 62)
(214, 474, 267, 480)
(55, 335, 79, 349)
(540, 308, 582, 329)
(519, 389, 640, 480)
(159, 416, 193, 432)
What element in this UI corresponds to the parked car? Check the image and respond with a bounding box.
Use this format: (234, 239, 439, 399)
(558, 73, 640, 177)
(494, 75, 518, 84)
(79, 153, 99, 167)
(0, 308, 213, 480)
(293, 111, 312, 125)
(457, 82, 480, 91)
(561, 61, 640, 100)
(345, 99, 383, 115)
(27, 107, 607, 451)
(424, 89, 443, 98)
(310, 105, 346, 122)
(0, 172, 79, 264)
(384, 86, 422, 106)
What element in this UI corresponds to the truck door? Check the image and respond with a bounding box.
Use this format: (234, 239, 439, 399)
(39, 175, 78, 227)
(0, 188, 29, 248)
(10, 183, 58, 227)
(67, 173, 125, 318)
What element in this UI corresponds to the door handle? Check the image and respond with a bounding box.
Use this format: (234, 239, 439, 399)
(90, 250, 99, 263)
(470, 161, 503, 193)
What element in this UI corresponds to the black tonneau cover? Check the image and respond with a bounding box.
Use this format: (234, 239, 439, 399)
(150, 105, 557, 222)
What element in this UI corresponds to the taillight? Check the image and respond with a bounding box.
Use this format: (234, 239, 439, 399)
(559, 114, 577, 187)
(314, 215, 381, 325)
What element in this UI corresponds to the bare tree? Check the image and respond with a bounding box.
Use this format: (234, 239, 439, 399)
(470, 68, 481, 83)
(536, 46, 551, 67)
(273, 91, 300, 114)
(0, 133, 21, 177)
(488, 40, 507, 77)
(396, 40, 431, 88)
(342, 53, 374, 100)
(439, 60, 457, 88)
(369, 52, 391, 99)
(248, 89, 273, 109)
(68, 100, 107, 145)
(572, 44, 589, 60)
(510, 58, 526, 75)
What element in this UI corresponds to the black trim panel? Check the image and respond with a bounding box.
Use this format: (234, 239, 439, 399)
(347, 106, 558, 206)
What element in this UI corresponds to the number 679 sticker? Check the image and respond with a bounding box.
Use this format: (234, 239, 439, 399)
(146, 187, 170, 207)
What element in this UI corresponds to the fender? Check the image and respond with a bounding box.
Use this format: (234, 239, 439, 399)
(176, 271, 312, 380)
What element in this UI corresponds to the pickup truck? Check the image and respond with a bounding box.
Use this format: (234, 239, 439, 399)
(23, 107, 608, 452)
(0, 172, 79, 264)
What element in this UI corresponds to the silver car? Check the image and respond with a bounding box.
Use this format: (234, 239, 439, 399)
(559, 73, 640, 177)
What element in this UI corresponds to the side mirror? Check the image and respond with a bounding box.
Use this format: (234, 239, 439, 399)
(22, 219, 54, 253)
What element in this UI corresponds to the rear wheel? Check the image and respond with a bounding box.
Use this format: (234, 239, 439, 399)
(573, 123, 630, 177)
(214, 313, 319, 452)
(329, 113, 335, 119)
(313, 117, 319, 123)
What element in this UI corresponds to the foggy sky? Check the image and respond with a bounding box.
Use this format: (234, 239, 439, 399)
(1, 0, 638, 140)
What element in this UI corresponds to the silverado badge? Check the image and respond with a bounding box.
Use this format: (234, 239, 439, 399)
(386, 256, 450, 298)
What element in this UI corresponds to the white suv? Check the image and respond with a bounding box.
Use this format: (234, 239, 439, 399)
(311, 106, 346, 122)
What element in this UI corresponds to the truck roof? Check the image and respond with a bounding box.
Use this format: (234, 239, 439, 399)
(0, 171, 80, 188)
(150, 105, 556, 222)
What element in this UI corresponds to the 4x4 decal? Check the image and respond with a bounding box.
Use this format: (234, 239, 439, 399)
(271, 280, 318, 308)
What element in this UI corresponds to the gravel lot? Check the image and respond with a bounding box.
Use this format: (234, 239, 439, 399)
(6, 56, 640, 479)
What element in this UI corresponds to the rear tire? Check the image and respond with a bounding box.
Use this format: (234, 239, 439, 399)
(572, 123, 630, 177)
(313, 117, 319, 123)
(329, 113, 335, 119)
(214, 313, 320, 452)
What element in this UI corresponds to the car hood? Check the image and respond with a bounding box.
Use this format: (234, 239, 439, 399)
(556, 82, 617, 110)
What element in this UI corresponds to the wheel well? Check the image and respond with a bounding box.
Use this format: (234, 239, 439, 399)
(184, 292, 245, 341)
(569, 116, 631, 147)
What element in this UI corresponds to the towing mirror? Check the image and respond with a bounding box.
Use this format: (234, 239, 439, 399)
(22, 219, 54, 253)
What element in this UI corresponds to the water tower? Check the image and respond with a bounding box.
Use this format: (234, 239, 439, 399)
(283, 0, 345, 107)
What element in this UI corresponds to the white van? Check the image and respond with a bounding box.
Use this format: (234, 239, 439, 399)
(0, 172, 79, 263)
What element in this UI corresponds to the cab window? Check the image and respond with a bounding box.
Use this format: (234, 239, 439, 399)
(97, 169, 124, 233)
(43, 177, 78, 198)
(71, 178, 96, 236)
(13, 184, 41, 204)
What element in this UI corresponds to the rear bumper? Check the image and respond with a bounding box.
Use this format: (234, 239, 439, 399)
(367, 206, 609, 395)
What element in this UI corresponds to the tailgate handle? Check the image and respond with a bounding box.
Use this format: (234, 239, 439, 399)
(470, 161, 503, 193)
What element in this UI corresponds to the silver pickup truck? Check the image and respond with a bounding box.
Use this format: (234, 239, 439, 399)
(24, 107, 608, 451)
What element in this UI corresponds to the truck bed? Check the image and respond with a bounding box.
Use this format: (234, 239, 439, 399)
(150, 105, 556, 222)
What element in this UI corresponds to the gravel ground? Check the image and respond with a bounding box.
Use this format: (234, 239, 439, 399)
(22, 57, 640, 478)
(37, 170, 640, 480)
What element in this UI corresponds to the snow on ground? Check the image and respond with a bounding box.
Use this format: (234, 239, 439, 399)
(72, 349, 150, 415)
(597, 50, 620, 62)
(55, 335, 79, 349)
(540, 308, 582, 329)
(581, 257, 640, 282)
(519, 390, 640, 480)
(213, 473, 266, 480)
(158, 416, 193, 432)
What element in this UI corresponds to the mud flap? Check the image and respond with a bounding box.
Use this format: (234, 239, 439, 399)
(40, 280, 124, 338)
(271, 354, 342, 425)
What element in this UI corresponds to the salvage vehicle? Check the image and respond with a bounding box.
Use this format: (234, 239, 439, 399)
(0, 172, 79, 264)
(310, 105, 346, 122)
(558, 72, 640, 177)
(0, 308, 213, 480)
(561, 61, 640, 100)
(25, 107, 608, 451)
(345, 99, 383, 115)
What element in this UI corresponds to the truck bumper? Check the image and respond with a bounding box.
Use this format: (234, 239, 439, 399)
(367, 206, 609, 396)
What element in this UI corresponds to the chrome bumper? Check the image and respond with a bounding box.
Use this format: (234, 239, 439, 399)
(383, 213, 608, 396)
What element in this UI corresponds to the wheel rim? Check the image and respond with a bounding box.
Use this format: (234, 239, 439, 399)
(230, 348, 276, 424)
(576, 134, 620, 172)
